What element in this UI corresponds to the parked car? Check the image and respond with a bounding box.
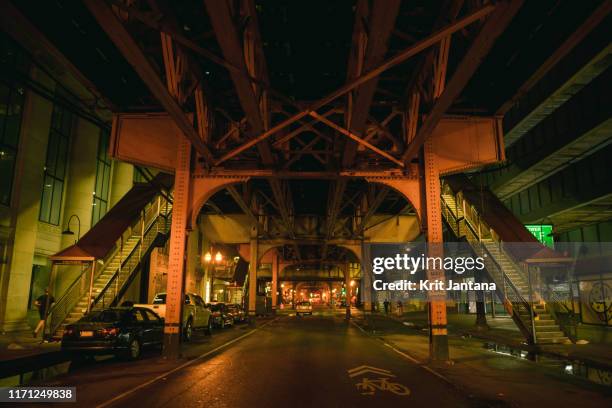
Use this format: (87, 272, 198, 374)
(226, 303, 247, 323)
(208, 302, 234, 328)
(135, 292, 212, 340)
(61, 307, 163, 360)
(296, 301, 313, 316)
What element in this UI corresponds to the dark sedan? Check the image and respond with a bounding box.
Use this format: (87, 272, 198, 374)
(61, 307, 163, 360)
(208, 302, 234, 328)
(226, 303, 247, 323)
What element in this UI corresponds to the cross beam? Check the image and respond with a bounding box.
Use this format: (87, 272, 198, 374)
(213, 4, 496, 166)
(402, 0, 524, 163)
(343, 0, 401, 167)
(84, 0, 214, 164)
(204, 0, 301, 258)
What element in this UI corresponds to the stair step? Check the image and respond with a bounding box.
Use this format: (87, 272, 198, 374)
(536, 330, 565, 337)
(535, 319, 557, 325)
(537, 336, 570, 344)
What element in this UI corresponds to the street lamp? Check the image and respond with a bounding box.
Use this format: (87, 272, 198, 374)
(203, 247, 224, 302)
(62, 214, 81, 242)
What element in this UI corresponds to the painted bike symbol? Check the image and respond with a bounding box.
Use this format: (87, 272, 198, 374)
(355, 377, 411, 396)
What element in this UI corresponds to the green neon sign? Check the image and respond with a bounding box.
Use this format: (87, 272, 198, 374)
(525, 224, 554, 248)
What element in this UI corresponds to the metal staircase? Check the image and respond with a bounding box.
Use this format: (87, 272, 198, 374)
(46, 190, 172, 338)
(440, 177, 570, 344)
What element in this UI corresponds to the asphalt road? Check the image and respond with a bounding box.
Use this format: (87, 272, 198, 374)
(105, 313, 471, 408)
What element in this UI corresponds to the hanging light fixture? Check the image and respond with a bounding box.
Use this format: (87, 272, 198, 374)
(204, 251, 212, 263)
(215, 251, 223, 262)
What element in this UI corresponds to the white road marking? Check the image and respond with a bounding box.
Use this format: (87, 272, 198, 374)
(96, 320, 276, 408)
(349, 320, 452, 384)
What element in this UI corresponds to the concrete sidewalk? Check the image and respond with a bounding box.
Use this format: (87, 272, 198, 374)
(378, 310, 612, 370)
(0, 330, 60, 361)
(353, 314, 612, 407)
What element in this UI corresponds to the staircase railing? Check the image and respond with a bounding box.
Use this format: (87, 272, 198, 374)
(93, 205, 171, 310)
(45, 193, 171, 335)
(45, 264, 91, 336)
(441, 183, 535, 343)
(45, 236, 128, 336)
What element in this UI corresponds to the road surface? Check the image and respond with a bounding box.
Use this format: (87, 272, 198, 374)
(101, 314, 471, 407)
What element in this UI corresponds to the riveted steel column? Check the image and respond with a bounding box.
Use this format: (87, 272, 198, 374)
(423, 139, 449, 361)
(163, 138, 191, 359)
(271, 251, 278, 314)
(344, 263, 351, 319)
(248, 237, 258, 316)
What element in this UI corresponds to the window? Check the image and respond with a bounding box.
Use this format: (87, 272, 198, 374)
(0, 37, 28, 206)
(132, 310, 146, 322)
(143, 309, 161, 322)
(92, 129, 111, 225)
(39, 105, 71, 224)
(133, 166, 146, 184)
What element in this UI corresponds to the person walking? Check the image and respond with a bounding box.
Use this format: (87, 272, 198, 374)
(396, 300, 404, 316)
(383, 299, 390, 314)
(33, 288, 55, 338)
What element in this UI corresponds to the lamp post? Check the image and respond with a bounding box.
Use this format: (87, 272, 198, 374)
(203, 247, 223, 302)
(62, 214, 81, 243)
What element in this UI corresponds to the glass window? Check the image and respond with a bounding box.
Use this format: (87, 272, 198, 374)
(39, 105, 71, 224)
(143, 309, 161, 322)
(82, 310, 121, 323)
(133, 310, 146, 321)
(152, 294, 167, 304)
(92, 129, 111, 225)
(0, 39, 28, 206)
(133, 166, 146, 184)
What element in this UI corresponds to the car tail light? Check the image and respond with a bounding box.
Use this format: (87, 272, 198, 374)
(100, 327, 119, 336)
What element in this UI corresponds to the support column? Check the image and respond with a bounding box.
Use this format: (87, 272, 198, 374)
(361, 242, 373, 312)
(344, 263, 351, 320)
(474, 269, 489, 331)
(162, 138, 191, 359)
(422, 139, 449, 361)
(248, 238, 258, 316)
(271, 251, 278, 314)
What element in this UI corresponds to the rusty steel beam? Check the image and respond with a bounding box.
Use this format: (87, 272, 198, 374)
(496, 0, 612, 115)
(311, 112, 404, 167)
(321, 179, 348, 259)
(203, 0, 274, 165)
(272, 108, 336, 148)
(357, 187, 390, 234)
(402, 0, 524, 163)
(84, 0, 214, 163)
(282, 135, 324, 169)
(213, 4, 496, 166)
(401, 0, 464, 108)
(343, 0, 401, 167)
(226, 185, 259, 226)
(204, 0, 300, 258)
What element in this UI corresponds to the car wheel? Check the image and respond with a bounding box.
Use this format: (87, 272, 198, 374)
(128, 338, 141, 360)
(184, 320, 193, 341)
(205, 318, 213, 335)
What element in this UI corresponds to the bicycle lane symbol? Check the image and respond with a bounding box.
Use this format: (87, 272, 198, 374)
(347, 365, 411, 397)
